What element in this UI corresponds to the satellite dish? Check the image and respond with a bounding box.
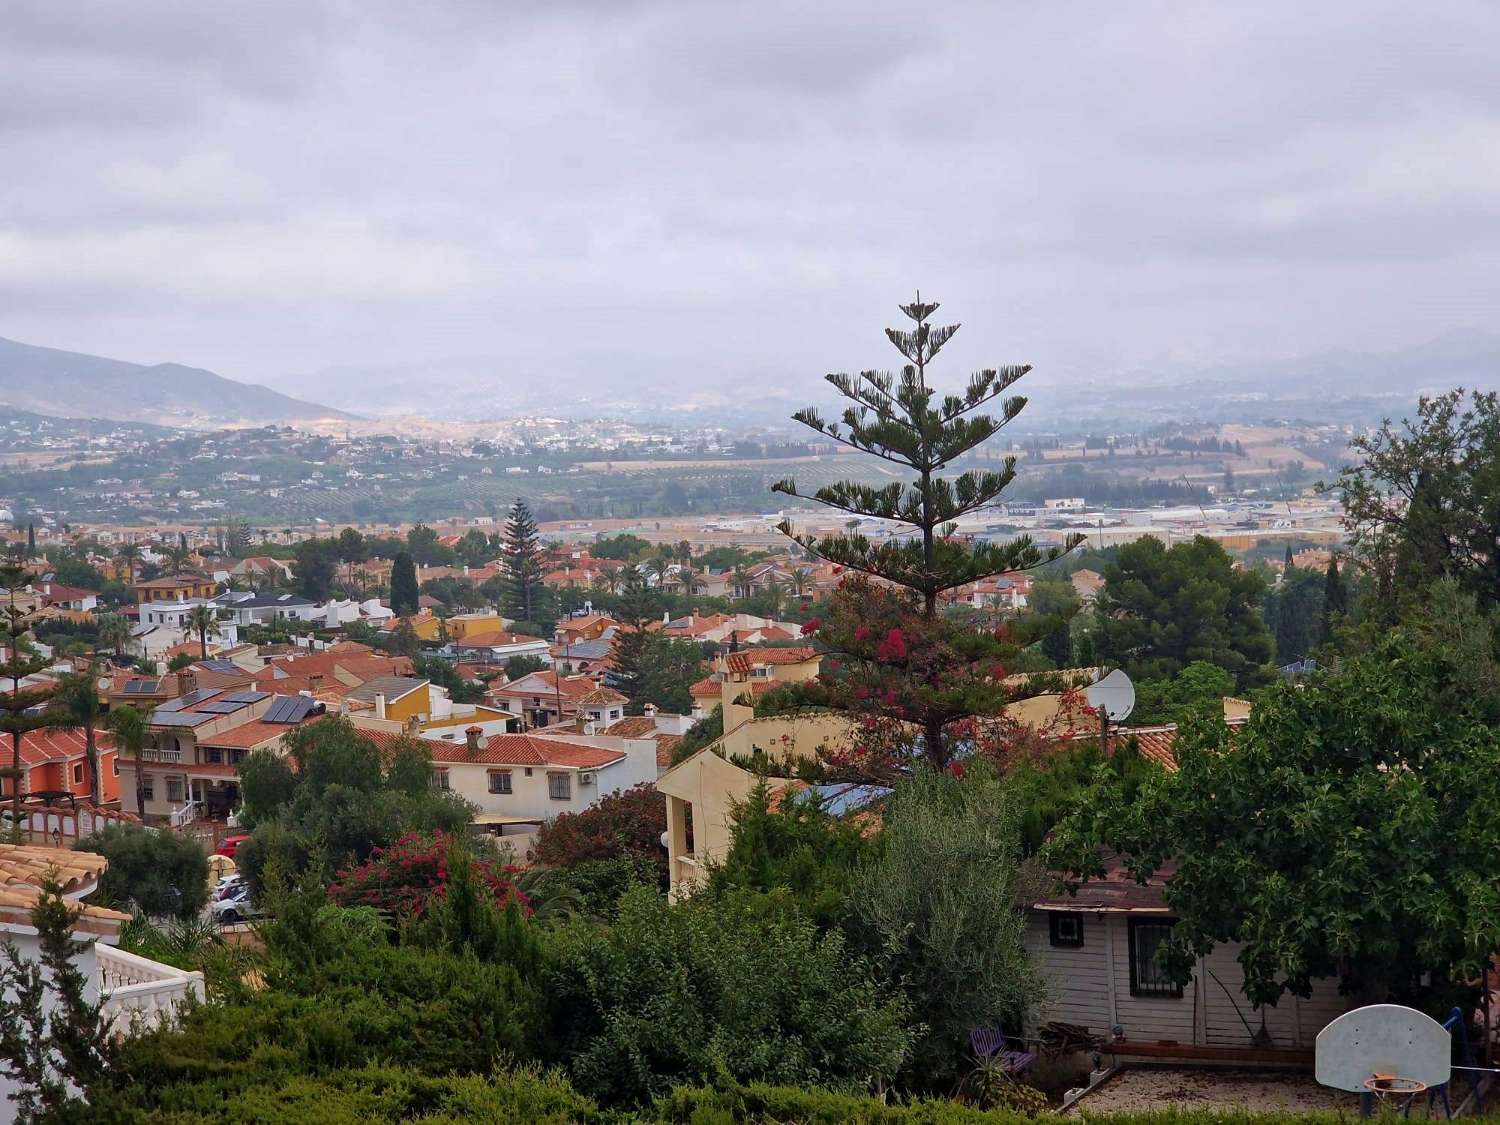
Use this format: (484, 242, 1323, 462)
(1086, 669, 1136, 722)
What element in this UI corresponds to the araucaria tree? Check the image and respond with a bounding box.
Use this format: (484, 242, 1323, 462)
(1, 557, 57, 830)
(500, 498, 546, 625)
(772, 295, 1076, 765)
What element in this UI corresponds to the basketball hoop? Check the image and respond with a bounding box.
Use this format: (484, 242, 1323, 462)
(1363, 1073, 1426, 1111)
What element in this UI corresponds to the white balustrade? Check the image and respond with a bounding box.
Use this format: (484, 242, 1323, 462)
(98, 945, 205, 1036)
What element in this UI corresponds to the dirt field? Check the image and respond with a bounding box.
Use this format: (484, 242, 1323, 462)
(1071, 1068, 1360, 1116)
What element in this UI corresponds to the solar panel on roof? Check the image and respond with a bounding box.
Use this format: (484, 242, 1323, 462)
(265, 696, 317, 724)
(176, 688, 219, 706)
(197, 700, 248, 714)
(153, 698, 187, 712)
(151, 711, 215, 727)
(224, 690, 270, 704)
(123, 679, 162, 694)
(198, 659, 241, 674)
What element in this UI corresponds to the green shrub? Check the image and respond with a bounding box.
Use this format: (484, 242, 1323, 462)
(77, 824, 209, 919)
(544, 886, 910, 1106)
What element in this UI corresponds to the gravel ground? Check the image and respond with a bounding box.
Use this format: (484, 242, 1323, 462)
(1071, 1068, 1362, 1116)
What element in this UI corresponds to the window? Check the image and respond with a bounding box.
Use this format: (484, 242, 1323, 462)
(1128, 917, 1183, 998)
(524, 767, 533, 777)
(165, 776, 184, 803)
(547, 772, 571, 801)
(72, 764, 83, 785)
(112, 759, 119, 778)
(203, 747, 223, 765)
(230, 749, 247, 765)
(142, 774, 155, 800)
(488, 770, 512, 794)
(1049, 912, 1085, 948)
(431, 769, 450, 792)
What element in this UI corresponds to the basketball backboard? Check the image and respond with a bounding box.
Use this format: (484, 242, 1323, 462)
(1315, 1004, 1450, 1093)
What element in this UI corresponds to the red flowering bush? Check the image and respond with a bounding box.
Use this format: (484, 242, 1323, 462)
(328, 831, 525, 917)
(531, 783, 667, 885)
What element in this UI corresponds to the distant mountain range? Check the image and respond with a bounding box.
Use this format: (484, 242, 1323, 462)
(0, 336, 351, 429)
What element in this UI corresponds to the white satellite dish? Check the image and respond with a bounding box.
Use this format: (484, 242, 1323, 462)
(1085, 668, 1136, 722)
(1315, 1004, 1450, 1094)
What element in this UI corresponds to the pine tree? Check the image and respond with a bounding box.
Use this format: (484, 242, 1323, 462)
(390, 552, 420, 617)
(25, 525, 35, 558)
(1, 555, 57, 832)
(500, 498, 545, 625)
(1283, 543, 1295, 574)
(608, 567, 656, 705)
(1319, 556, 1347, 645)
(772, 293, 1078, 763)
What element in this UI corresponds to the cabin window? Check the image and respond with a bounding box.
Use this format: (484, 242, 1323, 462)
(547, 772, 571, 801)
(488, 770, 512, 794)
(1128, 917, 1183, 998)
(1049, 912, 1085, 948)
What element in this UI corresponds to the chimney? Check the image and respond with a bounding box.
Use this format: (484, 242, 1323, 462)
(175, 670, 196, 696)
(374, 692, 386, 719)
(662, 610, 670, 625)
(406, 715, 421, 737)
(465, 725, 482, 756)
(308, 672, 324, 691)
(643, 703, 658, 719)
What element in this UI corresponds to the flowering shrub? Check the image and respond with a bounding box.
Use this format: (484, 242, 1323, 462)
(531, 783, 667, 885)
(328, 831, 525, 917)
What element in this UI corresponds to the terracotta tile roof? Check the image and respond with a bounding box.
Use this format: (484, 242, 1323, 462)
(1108, 726, 1181, 772)
(654, 734, 681, 769)
(0, 844, 109, 896)
(576, 686, 628, 706)
(199, 721, 292, 750)
(602, 716, 657, 738)
(689, 676, 722, 699)
(723, 647, 817, 674)
(427, 734, 625, 769)
(454, 630, 545, 648)
(13, 727, 116, 768)
(0, 886, 131, 931)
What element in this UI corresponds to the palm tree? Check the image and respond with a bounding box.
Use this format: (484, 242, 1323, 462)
(107, 704, 153, 822)
(185, 604, 217, 660)
(162, 544, 193, 573)
(732, 564, 751, 601)
(788, 568, 809, 600)
(95, 613, 131, 661)
(50, 665, 105, 802)
(113, 544, 142, 582)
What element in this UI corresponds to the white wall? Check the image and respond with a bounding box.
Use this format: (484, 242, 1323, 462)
(0, 927, 100, 1123)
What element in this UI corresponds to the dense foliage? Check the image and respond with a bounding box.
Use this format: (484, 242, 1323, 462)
(77, 825, 210, 919)
(1093, 535, 1273, 687)
(1048, 624, 1500, 1006)
(531, 783, 667, 886)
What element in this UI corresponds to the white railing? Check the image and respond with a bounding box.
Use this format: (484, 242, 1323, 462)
(98, 945, 204, 1035)
(139, 747, 183, 764)
(168, 800, 199, 829)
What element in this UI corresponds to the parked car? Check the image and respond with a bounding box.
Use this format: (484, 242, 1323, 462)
(212, 875, 246, 902)
(214, 834, 251, 860)
(211, 887, 262, 925)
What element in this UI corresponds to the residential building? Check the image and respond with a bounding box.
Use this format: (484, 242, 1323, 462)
(31, 581, 99, 613)
(217, 592, 321, 626)
(414, 726, 657, 835)
(451, 630, 550, 667)
(487, 670, 609, 729)
(131, 574, 219, 605)
(117, 689, 324, 822)
(0, 728, 121, 806)
(345, 676, 435, 724)
(1026, 855, 1351, 1058)
(1070, 568, 1105, 606)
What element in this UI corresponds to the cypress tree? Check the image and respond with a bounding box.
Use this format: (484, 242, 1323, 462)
(1, 555, 57, 831)
(500, 499, 545, 624)
(390, 551, 420, 617)
(773, 293, 1078, 764)
(1319, 556, 1346, 645)
(25, 525, 35, 558)
(1283, 543, 1295, 573)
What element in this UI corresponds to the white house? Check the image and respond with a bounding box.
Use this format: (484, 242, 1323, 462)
(1027, 856, 1352, 1059)
(217, 592, 321, 626)
(423, 728, 657, 833)
(450, 630, 551, 667)
(0, 844, 203, 1122)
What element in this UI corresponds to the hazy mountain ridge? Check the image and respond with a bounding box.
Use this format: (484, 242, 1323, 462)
(0, 336, 352, 430)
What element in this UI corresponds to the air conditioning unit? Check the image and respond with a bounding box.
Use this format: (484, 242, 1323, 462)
(579, 771, 595, 786)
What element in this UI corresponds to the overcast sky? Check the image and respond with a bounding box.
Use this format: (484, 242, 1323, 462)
(3, 1, 1498, 410)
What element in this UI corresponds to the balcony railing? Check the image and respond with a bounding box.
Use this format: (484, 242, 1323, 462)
(138, 747, 183, 764)
(98, 945, 204, 1035)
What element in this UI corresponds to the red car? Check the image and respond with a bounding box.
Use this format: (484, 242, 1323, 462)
(215, 834, 251, 860)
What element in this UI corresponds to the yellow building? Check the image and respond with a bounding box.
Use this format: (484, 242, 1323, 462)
(446, 612, 505, 641)
(347, 676, 435, 723)
(132, 574, 219, 605)
(381, 612, 443, 642)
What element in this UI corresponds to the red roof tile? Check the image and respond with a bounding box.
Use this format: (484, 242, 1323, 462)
(428, 734, 625, 769)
